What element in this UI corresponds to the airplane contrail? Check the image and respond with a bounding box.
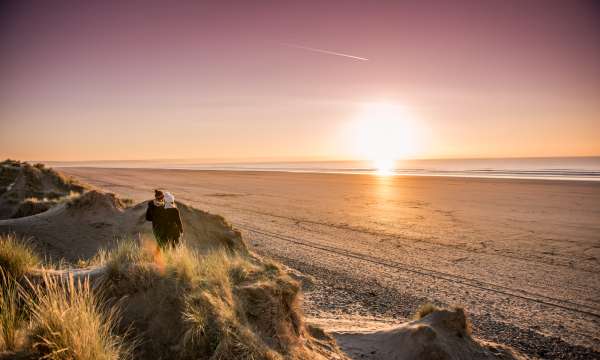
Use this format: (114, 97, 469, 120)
(281, 43, 369, 61)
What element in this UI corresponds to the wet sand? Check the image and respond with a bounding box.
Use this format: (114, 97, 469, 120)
(60, 167, 600, 357)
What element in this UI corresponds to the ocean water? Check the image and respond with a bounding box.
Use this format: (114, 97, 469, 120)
(49, 157, 600, 181)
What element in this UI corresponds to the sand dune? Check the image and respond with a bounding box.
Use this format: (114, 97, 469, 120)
(334, 307, 526, 360)
(0, 160, 86, 219)
(0, 190, 244, 261)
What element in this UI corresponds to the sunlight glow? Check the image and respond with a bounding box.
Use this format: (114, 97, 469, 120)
(374, 158, 394, 175)
(346, 102, 421, 175)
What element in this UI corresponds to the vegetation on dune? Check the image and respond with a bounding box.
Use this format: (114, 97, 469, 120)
(0, 235, 338, 359)
(11, 191, 82, 218)
(414, 302, 440, 320)
(0, 160, 88, 219)
(0, 238, 130, 359)
(99, 238, 313, 359)
(0, 234, 40, 280)
(26, 274, 131, 360)
(0, 270, 26, 352)
(413, 302, 472, 337)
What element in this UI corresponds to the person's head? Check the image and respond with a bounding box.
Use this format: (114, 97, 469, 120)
(164, 192, 176, 208)
(153, 189, 165, 206)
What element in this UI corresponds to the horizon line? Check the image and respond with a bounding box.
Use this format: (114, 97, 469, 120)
(23, 155, 600, 164)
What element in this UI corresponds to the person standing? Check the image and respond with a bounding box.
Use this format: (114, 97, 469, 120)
(146, 189, 167, 247)
(145, 189, 184, 249)
(161, 192, 184, 248)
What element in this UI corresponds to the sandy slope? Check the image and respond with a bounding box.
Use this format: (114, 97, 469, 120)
(0, 187, 351, 359)
(58, 167, 600, 358)
(0, 190, 244, 261)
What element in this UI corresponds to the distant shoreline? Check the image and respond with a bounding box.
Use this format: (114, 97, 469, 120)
(44, 156, 600, 182)
(53, 165, 600, 182)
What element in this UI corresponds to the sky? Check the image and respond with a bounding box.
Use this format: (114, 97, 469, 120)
(1, 0, 599, 162)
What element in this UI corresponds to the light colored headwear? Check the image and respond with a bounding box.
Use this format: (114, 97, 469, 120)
(164, 192, 176, 208)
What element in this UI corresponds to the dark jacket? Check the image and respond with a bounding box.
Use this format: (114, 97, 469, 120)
(146, 201, 183, 243)
(161, 207, 184, 240)
(145, 201, 163, 230)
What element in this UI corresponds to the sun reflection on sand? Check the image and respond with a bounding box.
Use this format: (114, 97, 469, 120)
(373, 174, 395, 207)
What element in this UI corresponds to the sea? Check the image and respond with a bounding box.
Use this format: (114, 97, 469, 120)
(47, 157, 600, 181)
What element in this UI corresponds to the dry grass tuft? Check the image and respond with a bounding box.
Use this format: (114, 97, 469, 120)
(414, 302, 440, 320)
(0, 270, 26, 352)
(96, 238, 309, 359)
(0, 234, 40, 280)
(98, 239, 153, 275)
(0, 236, 339, 359)
(26, 273, 132, 360)
(413, 303, 473, 337)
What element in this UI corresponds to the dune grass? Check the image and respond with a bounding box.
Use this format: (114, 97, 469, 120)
(414, 302, 440, 320)
(168, 248, 280, 359)
(0, 234, 40, 280)
(0, 270, 26, 352)
(95, 237, 301, 359)
(0, 236, 131, 358)
(0, 234, 319, 359)
(413, 303, 473, 337)
(26, 273, 132, 360)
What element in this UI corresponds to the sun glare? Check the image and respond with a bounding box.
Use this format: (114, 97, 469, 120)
(346, 102, 420, 175)
(374, 158, 394, 175)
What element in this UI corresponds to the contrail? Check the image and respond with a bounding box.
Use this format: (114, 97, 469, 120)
(281, 43, 368, 61)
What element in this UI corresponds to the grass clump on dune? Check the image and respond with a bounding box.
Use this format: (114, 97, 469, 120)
(97, 239, 155, 277)
(0, 270, 26, 352)
(97, 238, 314, 359)
(414, 302, 440, 320)
(26, 273, 132, 360)
(413, 303, 473, 337)
(0, 240, 131, 359)
(0, 234, 341, 359)
(0, 234, 40, 280)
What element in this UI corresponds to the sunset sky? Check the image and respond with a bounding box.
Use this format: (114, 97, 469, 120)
(1, 0, 599, 162)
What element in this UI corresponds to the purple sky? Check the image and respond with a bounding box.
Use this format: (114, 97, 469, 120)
(1, 0, 599, 161)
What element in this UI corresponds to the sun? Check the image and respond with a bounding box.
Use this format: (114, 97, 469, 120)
(374, 158, 394, 175)
(345, 102, 420, 175)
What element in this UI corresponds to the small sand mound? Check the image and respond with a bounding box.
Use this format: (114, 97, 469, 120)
(177, 202, 247, 255)
(236, 278, 304, 351)
(0, 160, 86, 219)
(334, 307, 527, 360)
(10, 199, 53, 218)
(66, 190, 125, 213)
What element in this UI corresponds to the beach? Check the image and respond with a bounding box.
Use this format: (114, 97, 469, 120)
(60, 167, 600, 357)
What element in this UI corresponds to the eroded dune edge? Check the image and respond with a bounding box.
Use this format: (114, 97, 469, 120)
(0, 160, 527, 359)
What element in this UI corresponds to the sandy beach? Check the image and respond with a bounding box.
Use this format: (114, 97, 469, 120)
(59, 167, 600, 358)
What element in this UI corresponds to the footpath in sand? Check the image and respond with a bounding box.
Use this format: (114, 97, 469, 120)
(58, 167, 600, 359)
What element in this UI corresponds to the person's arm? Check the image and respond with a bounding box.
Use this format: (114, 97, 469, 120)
(145, 201, 153, 221)
(175, 208, 184, 234)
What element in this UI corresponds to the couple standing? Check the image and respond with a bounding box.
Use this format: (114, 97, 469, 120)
(145, 189, 184, 248)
